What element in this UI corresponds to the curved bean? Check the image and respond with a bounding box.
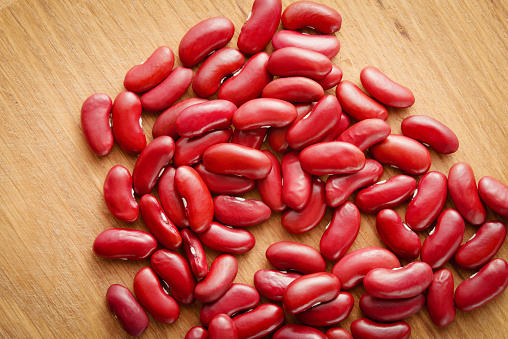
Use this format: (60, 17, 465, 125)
(376, 209, 421, 260)
(233, 98, 297, 130)
(185, 327, 208, 339)
(336, 118, 391, 151)
(195, 162, 256, 195)
(299, 141, 365, 176)
(214, 196, 271, 227)
(158, 166, 188, 228)
(262, 76, 324, 103)
(325, 328, 353, 339)
(281, 1, 342, 33)
(176, 100, 237, 138)
(111, 91, 146, 154)
(274, 324, 326, 339)
(208, 314, 237, 339)
(181, 228, 208, 279)
(360, 66, 415, 108)
(198, 222, 256, 254)
(426, 269, 455, 327)
(231, 128, 267, 149)
(295, 292, 354, 327)
(316, 65, 343, 90)
(359, 293, 425, 322)
(266, 241, 326, 274)
(267, 47, 332, 80)
(104, 165, 138, 223)
(335, 80, 388, 121)
(194, 254, 238, 304)
(93, 229, 156, 260)
(232, 304, 285, 339)
(267, 103, 314, 153)
(281, 151, 312, 210)
(124, 46, 174, 93)
(401, 115, 459, 154)
(106, 284, 148, 336)
(478, 176, 508, 218)
(272, 30, 340, 59)
(139, 195, 182, 250)
(350, 318, 411, 339)
(81, 93, 113, 156)
(318, 112, 351, 143)
(173, 128, 233, 167)
(253, 269, 301, 301)
(152, 98, 208, 140)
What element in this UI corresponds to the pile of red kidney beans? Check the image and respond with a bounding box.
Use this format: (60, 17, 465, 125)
(81, 0, 508, 338)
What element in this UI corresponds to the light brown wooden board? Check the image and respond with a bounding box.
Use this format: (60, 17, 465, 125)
(0, 0, 507, 337)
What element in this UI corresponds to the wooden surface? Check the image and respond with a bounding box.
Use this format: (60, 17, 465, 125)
(0, 0, 507, 337)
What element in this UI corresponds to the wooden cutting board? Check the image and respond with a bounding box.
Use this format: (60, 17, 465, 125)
(0, 0, 507, 337)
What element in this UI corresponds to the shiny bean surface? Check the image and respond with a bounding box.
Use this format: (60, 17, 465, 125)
(295, 292, 354, 327)
(174, 128, 233, 167)
(232, 304, 285, 339)
(194, 254, 238, 304)
(376, 209, 421, 260)
(350, 318, 411, 339)
(267, 47, 332, 80)
(253, 269, 302, 301)
(81, 93, 113, 156)
(124, 46, 174, 93)
(360, 66, 415, 108)
(401, 115, 459, 154)
(266, 241, 326, 274)
(233, 98, 297, 129)
(426, 269, 455, 327)
(104, 165, 138, 223)
(106, 284, 148, 337)
(214, 195, 271, 227)
(299, 141, 365, 176)
(478, 176, 508, 218)
(359, 293, 425, 322)
(198, 222, 256, 254)
(272, 30, 340, 59)
(93, 228, 156, 260)
(336, 118, 391, 151)
(281, 1, 342, 33)
(262, 76, 325, 103)
(257, 150, 287, 212)
(111, 91, 146, 154)
(336, 80, 388, 121)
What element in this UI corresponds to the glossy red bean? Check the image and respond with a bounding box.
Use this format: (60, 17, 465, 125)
(332, 247, 400, 290)
(214, 196, 271, 227)
(350, 318, 411, 339)
(257, 151, 286, 212)
(174, 128, 233, 167)
(233, 98, 297, 130)
(267, 47, 332, 80)
(281, 151, 312, 210)
(133, 267, 180, 324)
(124, 46, 174, 93)
(356, 175, 417, 214)
(104, 165, 138, 223)
(111, 91, 146, 154)
(193, 48, 245, 98)
(405, 171, 448, 231)
(335, 80, 388, 121)
(198, 222, 256, 254)
(203, 143, 272, 179)
(359, 293, 425, 322)
(253, 269, 302, 301)
(150, 249, 197, 305)
(208, 314, 238, 339)
(360, 66, 415, 108)
(282, 177, 326, 234)
(426, 269, 455, 327)
(478, 176, 508, 218)
(337, 119, 391, 151)
(267, 103, 314, 153)
(376, 209, 421, 260)
(274, 324, 327, 339)
(106, 284, 148, 337)
(262, 76, 324, 103)
(139, 195, 182, 250)
(282, 1, 342, 33)
(455, 221, 506, 269)
(195, 162, 256, 195)
(266, 241, 326, 274)
(81, 93, 113, 156)
(319, 112, 350, 143)
(179, 17, 235, 67)
(231, 128, 267, 149)
(455, 258, 508, 312)
(232, 303, 285, 339)
(272, 30, 340, 59)
(326, 159, 384, 208)
(326, 328, 353, 339)
(176, 100, 237, 138)
(181, 228, 208, 279)
(237, 0, 282, 54)
(317, 65, 343, 90)
(421, 209, 465, 269)
(132, 136, 175, 196)
(369, 134, 431, 176)
(158, 166, 188, 228)
(296, 292, 354, 326)
(93, 228, 157, 260)
(194, 254, 238, 303)
(185, 327, 208, 339)
(299, 141, 365, 176)
(401, 115, 459, 154)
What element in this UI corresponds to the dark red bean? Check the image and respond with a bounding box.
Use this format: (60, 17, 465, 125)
(81, 93, 113, 156)
(267, 103, 314, 153)
(231, 128, 267, 149)
(253, 269, 302, 301)
(124, 46, 174, 93)
(173, 128, 233, 167)
(295, 292, 354, 327)
(262, 76, 324, 103)
(233, 98, 297, 129)
(267, 47, 332, 80)
(478, 176, 508, 218)
(272, 30, 340, 59)
(232, 304, 285, 339)
(214, 196, 271, 227)
(316, 65, 343, 90)
(281, 1, 342, 33)
(106, 284, 148, 336)
(350, 318, 411, 339)
(198, 222, 256, 254)
(194, 254, 238, 304)
(158, 166, 188, 228)
(376, 209, 421, 260)
(281, 151, 312, 210)
(181, 228, 208, 279)
(179, 17, 235, 67)
(401, 115, 459, 154)
(176, 100, 237, 138)
(426, 269, 455, 328)
(274, 324, 327, 339)
(359, 293, 425, 322)
(104, 165, 138, 223)
(266, 241, 326, 274)
(139, 195, 182, 250)
(299, 141, 365, 176)
(93, 228, 156, 260)
(111, 91, 146, 154)
(337, 118, 391, 151)
(360, 66, 415, 108)
(195, 162, 256, 195)
(208, 314, 238, 339)
(185, 327, 208, 339)
(336, 80, 388, 121)
(325, 327, 353, 339)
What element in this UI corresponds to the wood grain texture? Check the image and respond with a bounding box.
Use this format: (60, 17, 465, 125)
(0, 0, 507, 337)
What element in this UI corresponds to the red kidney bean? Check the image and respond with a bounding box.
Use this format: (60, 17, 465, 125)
(287, 95, 342, 150)
(179, 17, 235, 67)
(401, 115, 459, 154)
(267, 103, 314, 153)
(320, 201, 361, 261)
(194, 254, 238, 304)
(139, 195, 182, 250)
(369, 134, 431, 176)
(359, 293, 425, 322)
(266, 241, 326, 274)
(272, 30, 340, 59)
(283, 272, 340, 314)
(281, 151, 312, 210)
(208, 314, 238, 339)
(332, 247, 400, 290)
(282, 177, 326, 234)
(124, 46, 174, 93)
(233, 98, 297, 130)
(158, 166, 189, 228)
(231, 128, 267, 149)
(455, 258, 508, 311)
(193, 48, 245, 98)
(421, 208, 465, 269)
(426, 269, 455, 328)
(299, 141, 365, 176)
(195, 162, 256, 195)
(219, 52, 273, 107)
(363, 261, 433, 299)
(321, 113, 350, 143)
(335, 80, 388, 121)
(185, 327, 208, 339)
(174, 128, 233, 167)
(355, 175, 417, 214)
(317, 65, 343, 90)
(350, 318, 411, 339)
(405, 171, 448, 231)
(360, 66, 415, 108)
(267, 47, 332, 80)
(200, 283, 260, 326)
(175, 165, 214, 233)
(296, 292, 354, 327)
(176, 100, 237, 138)
(152, 98, 209, 140)
(253, 269, 302, 301)
(325, 327, 353, 339)
(203, 143, 272, 179)
(455, 221, 506, 269)
(133, 267, 180, 324)
(132, 136, 175, 196)
(104, 165, 138, 223)
(111, 91, 146, 154)
(281, 1, 342, 33)
(337, 118, 391, 151)
(198, 222, 256, 254)
(214, 196, 271, 227)
(237, 0, 282, 55)
(106, 284, 148, 336)
(151, 250, 196, 305)
(478, 175, 508, 218)
(181, 228, 208, 279)
(376, 209, 421, 260)
(81, 93, 113, 156)
(274, 324, 327, 339)
(262, 76, 325, 103)
(93, 228, 157, 260)
(326, 159, 384, 208)
(232, 303, 285, 339)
